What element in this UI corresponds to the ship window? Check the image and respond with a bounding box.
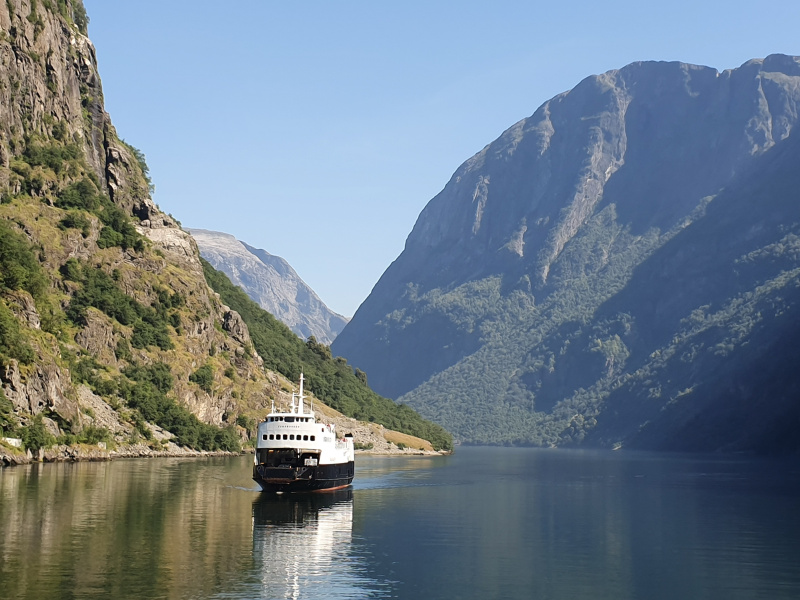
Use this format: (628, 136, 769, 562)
(303, 435, 308, 441)
(285, 417, 294, 423)
(310, 435, 315, 441)
(262, 434, 267, 440)
(290, 434, 295, 440)
(283, 434, 288, 440)
(269, 434, 274, 440)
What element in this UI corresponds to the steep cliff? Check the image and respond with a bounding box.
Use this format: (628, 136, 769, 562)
(332, 55, 800, 452)
(0, 0, 278, 454)
(0, 0, 450, 459)
(188, 228, 348, 345)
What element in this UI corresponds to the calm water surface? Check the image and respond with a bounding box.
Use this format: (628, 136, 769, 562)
(1, 447, 799, 599)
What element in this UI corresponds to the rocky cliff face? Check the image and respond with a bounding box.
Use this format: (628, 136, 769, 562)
(0, 0, 279, 450)
(0, 0, 157, 221)
(332, 55, 800, 452)
(188, 229, 348, 345)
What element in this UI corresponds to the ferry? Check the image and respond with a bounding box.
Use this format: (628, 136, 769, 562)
(253, 374, 354, 493)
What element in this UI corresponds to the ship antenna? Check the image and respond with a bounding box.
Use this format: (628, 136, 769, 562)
(299, 372, 305, 414)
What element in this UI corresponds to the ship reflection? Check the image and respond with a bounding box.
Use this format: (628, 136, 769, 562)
(252, 490, 388, 599)
(252, 489, 353, 526)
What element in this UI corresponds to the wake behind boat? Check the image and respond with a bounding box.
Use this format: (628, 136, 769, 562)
(253, 374, 354, 493)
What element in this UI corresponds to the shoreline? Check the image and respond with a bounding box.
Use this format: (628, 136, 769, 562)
(1, 442, 451, 467)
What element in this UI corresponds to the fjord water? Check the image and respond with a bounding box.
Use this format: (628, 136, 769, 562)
(1, 448, 798, 599)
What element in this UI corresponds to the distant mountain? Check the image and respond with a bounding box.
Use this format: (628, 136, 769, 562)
(332, 55, 800, 453)
(188, 229, 348, 345)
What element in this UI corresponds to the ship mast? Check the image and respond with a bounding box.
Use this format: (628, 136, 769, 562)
(298, 372, 305, 414)
(282, 372, 311, 416)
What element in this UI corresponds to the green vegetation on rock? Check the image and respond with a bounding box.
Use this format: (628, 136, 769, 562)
(56, 424, 112, 447)
(0, 220, 46, 366)
(21, 414, 55, 452)
(63, 259, 172, 350)
(70, 359, 240, 452)
(0, 219, 48, 300)
(118, 363, 239, 452)
(189, 364, 214, 394)
(0, 388, 17, 435)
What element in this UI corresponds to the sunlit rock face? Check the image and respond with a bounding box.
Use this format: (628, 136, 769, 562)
(189, 229, 348, 345)
(333, 55, 800, 451)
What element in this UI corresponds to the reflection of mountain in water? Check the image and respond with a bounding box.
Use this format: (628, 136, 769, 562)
(252, 491, 389, 599)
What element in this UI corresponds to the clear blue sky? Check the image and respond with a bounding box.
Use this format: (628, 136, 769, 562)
(83, 0, 799, 317)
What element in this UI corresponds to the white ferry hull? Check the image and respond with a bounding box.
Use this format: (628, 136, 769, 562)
(253, 374, 355, 493)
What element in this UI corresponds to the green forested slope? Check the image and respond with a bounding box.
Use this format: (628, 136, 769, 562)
(391, 132, 800, 451)
(201, 259, 453, 451)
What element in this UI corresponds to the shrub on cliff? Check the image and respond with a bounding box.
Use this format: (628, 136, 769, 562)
(0, 389, 17, 436)
(58, 211, 92, 237)
(23, 139, 81, 176)
(189, 364, 214, 394)
(20, 414, 55, 452)
(71, 0, 89, 34)
(55, 178, 102, 211)
(0, 220, 48, 299)
(56, 178, 144, 251)
(0, 302, 35, 365)
(123, 362, 174, 394)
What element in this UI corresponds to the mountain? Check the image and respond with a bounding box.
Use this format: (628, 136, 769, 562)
(332, 55, 800, 453)
(0, 0, 450, 458)
(188, 228, 348, 345)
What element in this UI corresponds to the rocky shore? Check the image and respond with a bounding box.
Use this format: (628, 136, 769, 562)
(0, 440, 242, 467)
(316, 407, 450, 456)
(1, 410, 450, 467)
(1, 442, 448, 467)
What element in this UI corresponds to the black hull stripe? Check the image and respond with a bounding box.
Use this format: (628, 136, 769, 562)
(253, 461, 354, 493)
